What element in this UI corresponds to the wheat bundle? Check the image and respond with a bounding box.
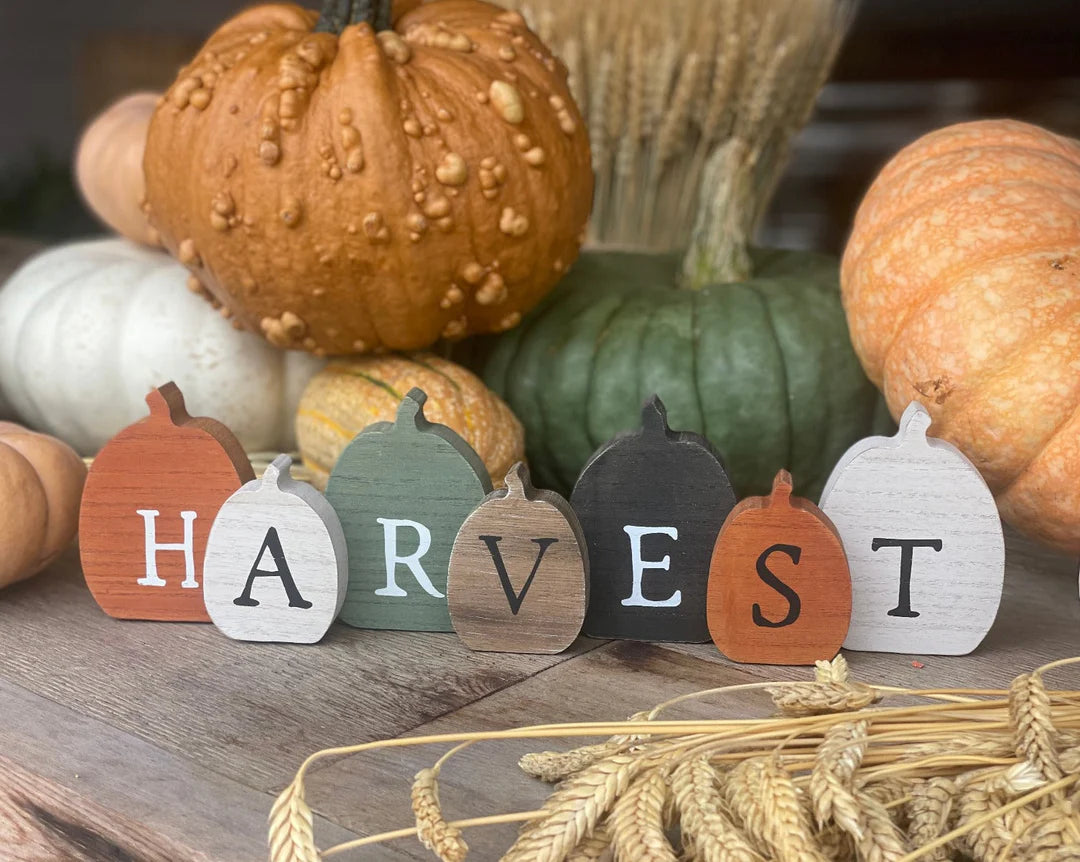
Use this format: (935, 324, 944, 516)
(496, 0, 852, 280)
(271, 656, 1080, 861)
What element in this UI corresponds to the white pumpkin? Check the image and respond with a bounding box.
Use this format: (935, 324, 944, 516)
(0, 239, 323, 455)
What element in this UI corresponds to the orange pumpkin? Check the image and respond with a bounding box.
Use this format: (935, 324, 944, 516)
(143, 0, 592, 355)
(0, 422, 87, 588)
(75, 92, 161, 247)
(841, 119, 1080, 552)
(296, 352, 524, 488)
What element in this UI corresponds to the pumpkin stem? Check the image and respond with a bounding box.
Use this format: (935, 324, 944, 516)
(639, 395, 672, 438)
(315, 0, 354, 33)
(898, 401, 934, 444)
(261, 454, 293, 488)
(680, 139, 755, 289)
(366, 0, 393, 31)
(503, 462, 533, 499)
(145, 382, 190, 426)
(395, 388, 429, 432)
(769, 469, 795, 506)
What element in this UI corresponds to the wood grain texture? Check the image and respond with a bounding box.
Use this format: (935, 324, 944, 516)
(708, 470, 851, 665)
(819, 402, 1005, 655)
(0, 550, 598, 793)
(0, 527, 1076, 859)
(0, 677, 359, 862)
(79, 382, 254, 621)
(570, 396, 737, 643)
(0, 755, 209, 862)
(204, 454, 347, 644)
(448, 462, 587, 653)
(326, 388, 492, 632)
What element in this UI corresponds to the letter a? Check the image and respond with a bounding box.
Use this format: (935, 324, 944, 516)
(233, 527, 313, 609)
(136, 509, 198, 588)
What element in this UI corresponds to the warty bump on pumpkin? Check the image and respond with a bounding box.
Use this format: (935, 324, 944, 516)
(143, 0, 592, 355)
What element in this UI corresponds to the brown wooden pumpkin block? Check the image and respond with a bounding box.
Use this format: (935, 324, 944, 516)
(448, 462, 587, 654)
(80, 382, 254, 621)
(707, 470, 851, 666)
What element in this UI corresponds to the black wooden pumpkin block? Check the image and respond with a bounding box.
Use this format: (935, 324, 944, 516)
(570, 395, 737, 642)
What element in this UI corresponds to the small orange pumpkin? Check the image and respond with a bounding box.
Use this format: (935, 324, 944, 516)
(0, 422, 87, 588)
(75, 92, 161, 247)
(842, 119, 1080, 552)
(143, 0, 592, 355)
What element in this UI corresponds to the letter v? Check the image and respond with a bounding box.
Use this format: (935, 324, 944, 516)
(478, 536, 558, 616)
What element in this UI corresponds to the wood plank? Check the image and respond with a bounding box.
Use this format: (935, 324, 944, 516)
(0, 550, 601, 793)
(0, 755, 208, 862)
(0, 679, 358, 861)
(303, 643, 770, 859)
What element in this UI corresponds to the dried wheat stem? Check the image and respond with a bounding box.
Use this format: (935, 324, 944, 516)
(269, 779, 320, 862)
(1010, 672, 1063, 782)
(671, 757, 763, 862)
(567, 820, 614, 862)
(726, 755, 829, 862)
(610, 769, 678, 861)
(905, 778, 958, 862)
(412, 767, 468, 862)
(501, 754, 638, 862)
(811, 721, 868, 837)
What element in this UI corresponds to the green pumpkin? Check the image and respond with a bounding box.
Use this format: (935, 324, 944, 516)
(480, 247, 891, 498)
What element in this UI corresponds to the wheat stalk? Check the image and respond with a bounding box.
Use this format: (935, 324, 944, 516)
(502, 754, 638, 862)
(671, 757, 764, 862)
(412, 768, 469, 862)
(610, 769, 678, 861)
(269, 780, 319, 862)
(274, 657, 1080, 861)
(1010, 671, 1064, 782)
(499, 0, 852, 280)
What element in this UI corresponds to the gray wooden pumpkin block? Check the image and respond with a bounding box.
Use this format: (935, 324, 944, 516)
(203, 454, 347, 644)
(448, 462, 588, 654)
(325, 388, 492, 632)
(818, 401, 1004, 655)
(570, 395, 737, 643)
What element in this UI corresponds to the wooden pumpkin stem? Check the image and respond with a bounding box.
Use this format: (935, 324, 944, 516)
(639, 395, 672, 438)
(145, 382, 190, 426)
(898, 402, 934, 444)
(395, 388, 429, 432)
(770, 469, 795, 506)
(503, 462, 533, 499)
(261, 454, 293, 488)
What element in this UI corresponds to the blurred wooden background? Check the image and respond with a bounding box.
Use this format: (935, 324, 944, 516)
(1, 0, 1077, 248)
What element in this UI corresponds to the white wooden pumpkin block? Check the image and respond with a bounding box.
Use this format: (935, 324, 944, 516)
(203, 454, 347, 643)
(818, 401, 1004, 655)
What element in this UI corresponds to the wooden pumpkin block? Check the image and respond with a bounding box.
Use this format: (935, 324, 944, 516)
(79, 382, 254, 621)
(708, 470, 851, 665)
(448, 463, 587, 654)
(570, 396, 737, 642)
(818, 402, 1005, 655)
(202, 455, 347, 644)
(325, 388, 492, 632)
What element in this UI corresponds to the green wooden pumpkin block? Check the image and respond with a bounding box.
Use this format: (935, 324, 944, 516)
(325, 387, 492, 631)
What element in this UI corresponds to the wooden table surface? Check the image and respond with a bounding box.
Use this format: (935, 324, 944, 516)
(1, 528, 1078, 861)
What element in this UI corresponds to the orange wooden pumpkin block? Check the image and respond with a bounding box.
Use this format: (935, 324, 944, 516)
(80, 382, 254, 621)
(707, 470, 851, 666)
